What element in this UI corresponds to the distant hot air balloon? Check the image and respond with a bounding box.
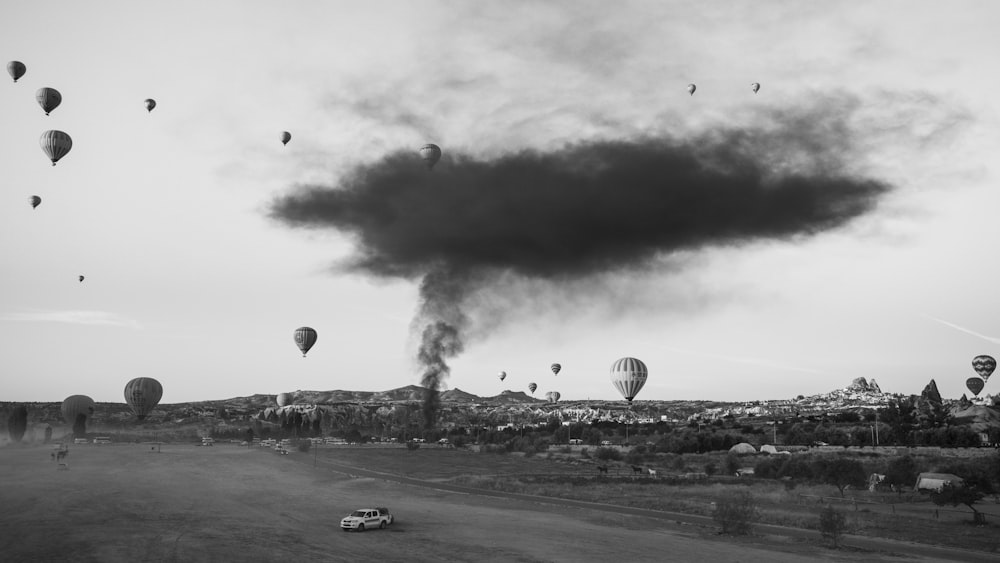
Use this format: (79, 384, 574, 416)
(61, 395, 95, 427)
(966, 376, 985, 397)
(294, 327, 317, 357)
(751, 82, 761, 94)
(686, 84, 696, 96)
(36, 87, 62, 115)
(610, 357, 647, 403)
(545, 391, 561, 403)
(39, 130, 72, 166)
(29, 196, 41, 209)
(78, 275, 85, 282)
(498, 371, 507, 382)
(280, 131, 291, 146)
(419, 143, 441, 169)
(972, 355, 996, 382)
(144, 99, 156, 112)
(124, 377, 163, 420)
(528, 382, 537, 394)
(276, 392, 291, 407)
(7, 61, 26, 82)
(550, 363, 561, 376)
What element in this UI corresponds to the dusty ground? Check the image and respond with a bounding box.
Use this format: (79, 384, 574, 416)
(0, 443, 985, 562)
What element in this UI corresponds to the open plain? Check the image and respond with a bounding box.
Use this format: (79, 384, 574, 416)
(0, 442, 995, 562)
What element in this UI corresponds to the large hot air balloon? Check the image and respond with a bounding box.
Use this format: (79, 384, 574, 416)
(36, 87, 62, 115)
(545, 391, 560, 403)
(419, 144, 441, 169)
(610, 357, 647, 403)
(966, 376, 985, 397)
(280, 131, 291, 146)
(528, 382, 537, 394)
(78, 275, 85, 282)
(61, 395, 95, 427)
(7, 61, 26, 82)
(550, 363, 561, 376)
(293, 327, 317, 357)
(751, 82, 761, 94)
(29, 196, 41, 209)
(498, 371, 507, 382)
(124, 377, 163, 420)
(972, 355, 996, 382)
(686, 83, 696, 96)
(144, 99, 156, 112)
(276, 392, 291, 407)
(39, 130, 72, 166)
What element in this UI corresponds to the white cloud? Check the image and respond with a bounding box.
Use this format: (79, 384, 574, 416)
(0, 310, 142, 329)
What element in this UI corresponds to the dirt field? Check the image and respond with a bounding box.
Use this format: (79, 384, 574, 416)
(0, 443, 988, 562)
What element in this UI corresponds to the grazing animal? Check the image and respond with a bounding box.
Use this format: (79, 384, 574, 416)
(597, 465, 608, 474)
(648, 468, 657, 478)
(52, 449, 68, 462)
(631, 465, 643, 475)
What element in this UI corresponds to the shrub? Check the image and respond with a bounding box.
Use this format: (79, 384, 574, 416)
(712, 491, 759, 535)
(297, 440, 311, 453)
(818, 505, 848, 548)
(580, 447, 590, 459)
(406, 441, 420, 450)
(594, 447, 623, 461)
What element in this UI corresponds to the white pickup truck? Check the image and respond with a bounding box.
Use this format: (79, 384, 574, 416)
(340, 507, 393, 532)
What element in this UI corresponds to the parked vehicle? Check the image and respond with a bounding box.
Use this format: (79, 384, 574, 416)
(340, 507, 393, 532)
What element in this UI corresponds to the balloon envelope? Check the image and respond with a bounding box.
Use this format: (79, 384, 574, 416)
(7, 61, 25, 82)
(686, 84, 696, 95)
(610, 357, 647, 402)
(39, 130, 72, 165)
(972, 355, 996, 382)
(966, 377, 985, 397)
(78, 275, 84, 282)
(294, 327, 317, 356)
(419, 144, 441, 169)
(276, 392, 291, 406)
(36, 87, 62, 115)
(498, 371, 507, 382)
(751, 82, 761, 94)
(545, 391, 560, 403)
(124, 377, 163, 420)
(280, 131, 291, 146)
(528, 382, 537, 394)
(550, 363, 561, 375)
(144, 99, 156, 112)
(29, 196, 41, 209)
(61, 395, 95, 425)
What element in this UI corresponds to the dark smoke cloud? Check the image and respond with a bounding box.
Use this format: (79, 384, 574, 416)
(269, 103, 894, 421)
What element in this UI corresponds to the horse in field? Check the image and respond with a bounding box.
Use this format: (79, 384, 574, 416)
(631, 465, 643, 475)
(597, 465, 608, 474)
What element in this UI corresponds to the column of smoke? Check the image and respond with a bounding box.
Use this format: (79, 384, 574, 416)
(415, 269, 467, 429)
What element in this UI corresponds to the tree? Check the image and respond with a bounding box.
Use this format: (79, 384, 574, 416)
(7, 405, 28, 443)
(883, 455, 918, 490)
(712, 491, 759, 535)
(816, 457, 866, 497)
(818, 505, 848, 548)
(931, 483, 986, 526)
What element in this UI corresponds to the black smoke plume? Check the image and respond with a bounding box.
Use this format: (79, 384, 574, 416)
(269, 104, 894, 422)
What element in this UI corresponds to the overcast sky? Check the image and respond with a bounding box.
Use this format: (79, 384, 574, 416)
(3, 1, 1000, 404)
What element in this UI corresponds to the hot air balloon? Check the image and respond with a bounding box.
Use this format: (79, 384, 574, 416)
(276, 392, 291, 407)
(124, 377, 163, 420)
(498, 371, 507, 382)
(7, 61, 25, 82)
(751, 82, 761, 94)
(972, 355, 996, 382)
(39, 130, 72, 166)
(966, 376, 985, 397)
(61, 395, 95, 428)
(144, 99, 156, 112)
(419, 144, 441, 169)
(610, 357, 647, 403)
(36, 87, 62, 115)
(550, 363, 561, 376)
(545, 391, 560, 403)
(78, 275, 85, 282)
(528, 382, 537, 394)
(686, 84, 696, 96)
(29, 196, 41, 209)
(280, 131, 291, 146)
(293, 327, 317, 357)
